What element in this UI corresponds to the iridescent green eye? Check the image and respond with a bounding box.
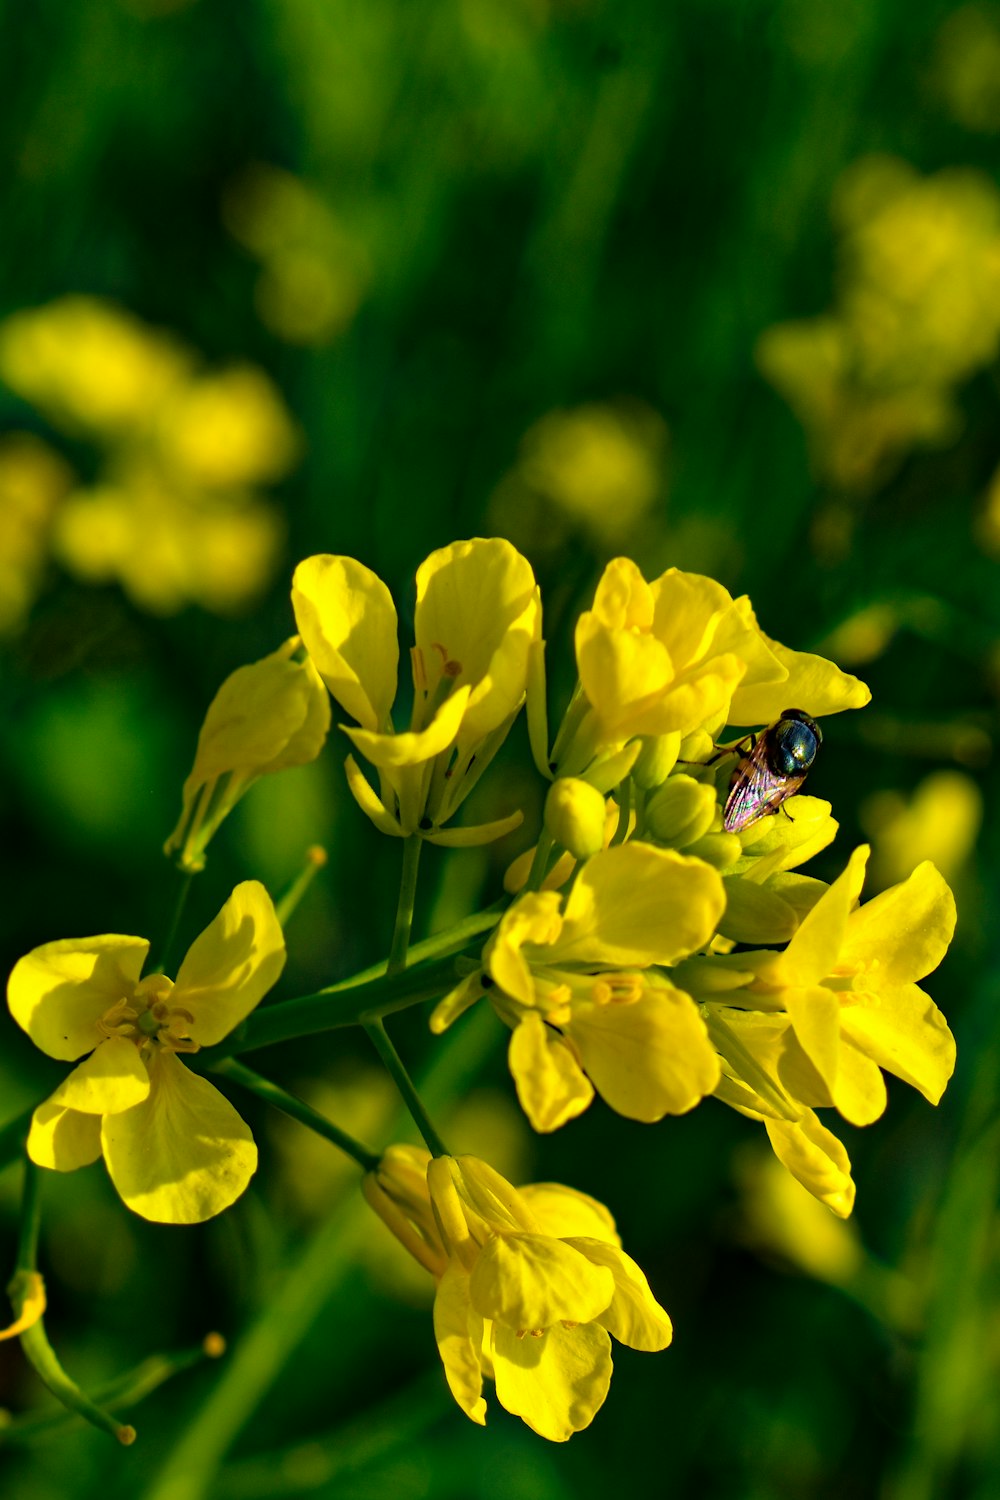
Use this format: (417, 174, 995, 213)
(768, 715, 821, 777)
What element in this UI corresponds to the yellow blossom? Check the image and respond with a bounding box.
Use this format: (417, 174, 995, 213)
(436, 844, 726, 1131)
(164, 637, 331, 871)
(734, 1146, 863, 1284)
(155, 366, 301, 490)
(860, 770, 982, 889)
(292, 538, 540, 842)
(364, 1148, 672, 1441)
(555, 557, 868, 775)
(0, 296, 190, 438)
(7, 882, 285, 1223)
(52, 468, 285, 616)
(688, 846, 957, 1131)
(0, 433, 73, 635)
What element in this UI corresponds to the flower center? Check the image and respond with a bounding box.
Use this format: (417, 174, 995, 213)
(97, 976, 200, 1056)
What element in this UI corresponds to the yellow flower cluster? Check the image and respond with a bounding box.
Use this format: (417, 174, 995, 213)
(757, 155, 1000, 491)
(364, 1148, 672, 1441)
(5, 537, 959, 1444)
(0, 296, 299, 614)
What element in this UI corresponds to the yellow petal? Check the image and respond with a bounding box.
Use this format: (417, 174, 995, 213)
(292, 554, 399, 730)
(8, 935, 149, 1061)
(101, 1052, 257, 1223)
(492, 1319, 612, 1442)
(841, 861, 957, 984)
(344, 685, 471, 769)
(180, 637, 331, 786)
(49, 1036, 150, 1115)
(174, 881, 286, 1047)
(553, 845, 726, 968)
(469, 1233, 615, 1330)
(343, 753, 404, 837)
(841, 981, 956, 1104)
(649, 568, 736, 671)
(783, 984, 843, 1095)
(566, 985, 720, 1121)
(27, 1099, 102, 1171)
(777, 846, 869, 987)
(764, 1111, 856, 1219)
(728, 620, 871, 724)
(519, 1184, 620, 1246)
(0, 1270, 46, 1341)
(415, 538, 540, 748)
(565, 1238, 673, 1351)
(423, 809, 524, 847)
(432, 1261, 487, 1426)
(487, 892, 565, 1007)
(507, 1013, 594, 1133)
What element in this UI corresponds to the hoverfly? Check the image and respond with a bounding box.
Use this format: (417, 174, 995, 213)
(722, 708, 822, 833)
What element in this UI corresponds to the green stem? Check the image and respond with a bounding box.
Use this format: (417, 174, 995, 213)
(153, 870, 194, 977)
(363, 1017, 449, 1157)
(139, 1005, 499, 1500)
(203, 950, 464, 1061)
(13, 1163, 135, 1446)
(0, 1337, 223, 1446)
(388, 836, 422, 973)
(0, 1106, 33, 1177)
(275, 846, 327, 928)
(523, 830, 555, 893)
(15, 1158, 40, 1275)
(210, 1060, 380, 1172)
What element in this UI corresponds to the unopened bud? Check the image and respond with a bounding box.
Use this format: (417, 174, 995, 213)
(645, 775, 716, 847)
(544, 778, 607, 860)
(632, 732, 681, 790)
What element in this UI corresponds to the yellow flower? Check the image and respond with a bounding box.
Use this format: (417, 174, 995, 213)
(155, 366, 301, 490)
(7, 882, 285, 1224)
(292, 538, 540, 842)
(692, 846, 957, 1129)
(52, 466, 286, 616)
(164, 637, 330, 871)
(0, 296, 190, 438)
(0, 433, 73, 635)
(557, 558, 868, 775)
(436, 844, 726, 1131)
(364, 1148, 672, 1442)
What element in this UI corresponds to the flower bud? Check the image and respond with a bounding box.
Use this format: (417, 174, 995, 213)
(544, 777, 607, 859)
(632, 732, 681, 790)
(645, 775, 716, 847)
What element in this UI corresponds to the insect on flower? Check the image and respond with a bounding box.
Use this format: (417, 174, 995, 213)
(723, 708, 823, 833)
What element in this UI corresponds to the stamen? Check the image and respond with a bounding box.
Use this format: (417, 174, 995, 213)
(590, 973, 643, 1007)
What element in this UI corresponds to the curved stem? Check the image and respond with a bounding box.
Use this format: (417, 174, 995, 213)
(13, 1163, 135, 1446)
(210, 1060, 380, 1172)
(363, 1018, 449, 1158)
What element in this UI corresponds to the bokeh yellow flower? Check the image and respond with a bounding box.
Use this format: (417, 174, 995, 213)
(0, 433, 73, 635)
(7, 882, 285, 1223)
(364, 1149, 672, 1441)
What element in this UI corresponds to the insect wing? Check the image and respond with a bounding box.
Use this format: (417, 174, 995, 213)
(723, 737, 805, 832)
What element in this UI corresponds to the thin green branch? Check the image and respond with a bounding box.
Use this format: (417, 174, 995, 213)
(388, 835, 422, 973)
(12, 1163, 135, 1446)
(363, 1018, 449, 1158)
(210, 1060, 380, 1172)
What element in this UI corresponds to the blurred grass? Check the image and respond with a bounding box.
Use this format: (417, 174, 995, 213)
(1, 1, 998, 1497)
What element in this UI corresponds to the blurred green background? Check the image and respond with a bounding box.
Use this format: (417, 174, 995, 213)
(1, 0, 998, 1496)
